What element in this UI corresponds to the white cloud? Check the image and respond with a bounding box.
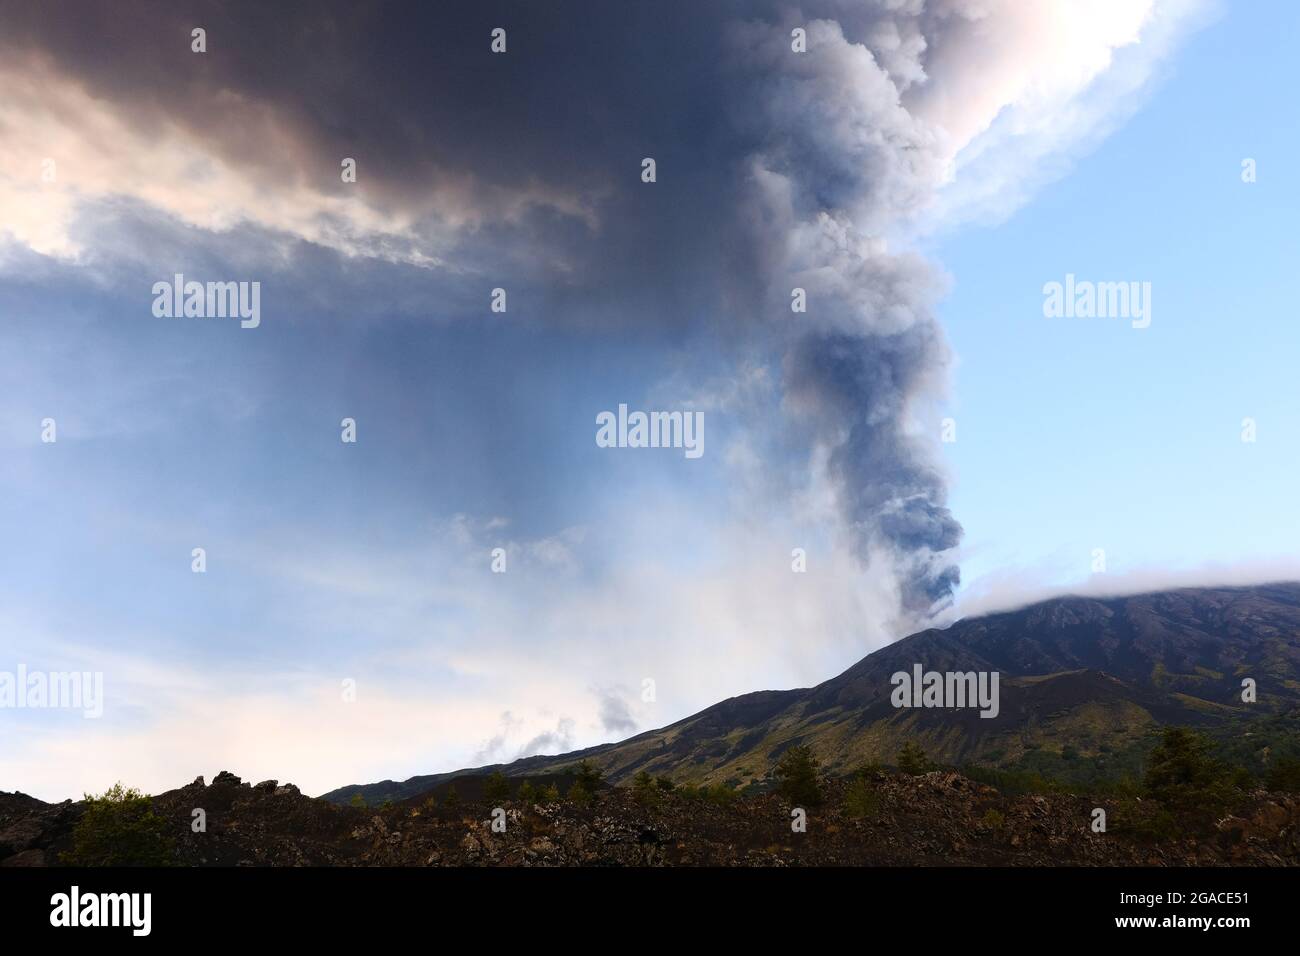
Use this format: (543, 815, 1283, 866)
(914, 0, 1218, 231)
(950, 553, 1300, 623)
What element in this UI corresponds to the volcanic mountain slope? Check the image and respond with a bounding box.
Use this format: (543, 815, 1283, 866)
(324, 583, 1300, 805)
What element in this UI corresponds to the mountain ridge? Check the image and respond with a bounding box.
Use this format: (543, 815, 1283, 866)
(322, 582, 1300, 805)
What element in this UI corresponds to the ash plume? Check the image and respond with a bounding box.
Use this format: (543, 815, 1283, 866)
(0, 1, 1175, 614)
(728, 15, 964, 611)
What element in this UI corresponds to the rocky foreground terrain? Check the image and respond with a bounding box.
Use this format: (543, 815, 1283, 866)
(4, 769, 1298, 866)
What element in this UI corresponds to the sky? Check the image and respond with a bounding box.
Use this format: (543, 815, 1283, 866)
(936, 0, 1300, 609)
(1, 0, 1296, 801)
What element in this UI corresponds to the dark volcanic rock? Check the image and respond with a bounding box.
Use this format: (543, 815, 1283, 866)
(3, 771, 1298, 867)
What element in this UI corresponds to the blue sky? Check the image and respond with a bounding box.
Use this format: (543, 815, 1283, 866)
(0, 0, 1295, 800)
(937, 1, 1300, 598)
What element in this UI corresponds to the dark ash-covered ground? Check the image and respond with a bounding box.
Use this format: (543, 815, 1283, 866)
(3, 769, 1298, 867)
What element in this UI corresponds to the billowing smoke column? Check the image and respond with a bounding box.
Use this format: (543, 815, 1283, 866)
(785, 328, 962, 610)
(5, 0, 1112, 613)
(729, 17, 963, 610)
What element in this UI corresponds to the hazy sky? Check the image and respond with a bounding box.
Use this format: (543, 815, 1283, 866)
(2, 0, 1295, 801)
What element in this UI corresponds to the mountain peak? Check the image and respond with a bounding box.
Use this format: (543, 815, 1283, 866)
(323, 582, 1300, 804)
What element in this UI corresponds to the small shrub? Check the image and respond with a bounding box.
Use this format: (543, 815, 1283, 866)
(63, 783, 174, 867)
(1114, 797, 1178, 842)
(673, 782, 733, 804)
(349, 793, 367, 809)
(516, 780, 538, 804)
(959, 764, 1059, 796)
(568, 781, 594, 805)
(844, 777, 881, 820)
(978, 808, 1005, 830)
(442, 785, 461, 810)
(1266, 756, 1300, 793)
(704, 782, 737, 805)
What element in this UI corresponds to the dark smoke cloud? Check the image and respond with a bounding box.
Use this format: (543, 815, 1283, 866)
(786, 328, 961, 609)
(0, 0, 964, 608)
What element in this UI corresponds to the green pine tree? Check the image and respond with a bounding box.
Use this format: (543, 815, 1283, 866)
(1144, 727, 1243, 819)
(774, 745, 822, 806)
(483, 771, 511, 803)
(896, 741, 936, 776)
(573, 760, 603, 791)
(632, 770, 659, 806)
